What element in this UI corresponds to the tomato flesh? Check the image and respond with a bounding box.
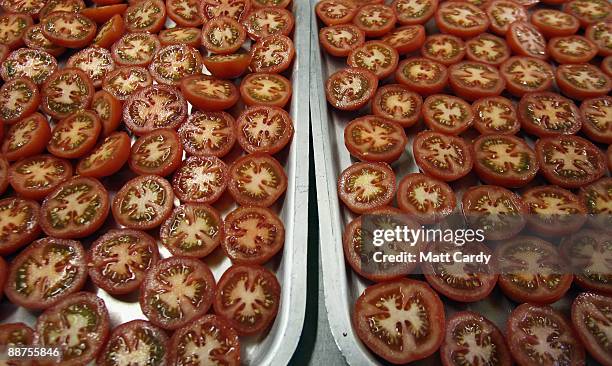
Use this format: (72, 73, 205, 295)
(202, 52, 251, 79)
(382, 25, 426, 55)
(371, 84, 422, 128)
(236, 106, 294, 155)
(41, 68, 94, 120)
(587, 21, 612, 56)
(167, 0, 203, 27)
(178, 111, 236, 158)
(76, 131, 131, 178)
(337, 161, 396, 214)
(129, 129, 183, 177)
(325, 67, 378, 111)
(506, 21, 548, 59)
(97, 320, 169, 366)
(249, 34, 295, 74)
(413, 131, 473, 182)
(124, 0, 167, 33)
(421, 34, 466, 66)
(397, 173, 455, 224)
(102, 66, 153, 101)
(353, 5, 397, 38)
(24, 24, 66, 57)
(111, 33, 161, 67)
(572, 292, 612, 366)
(8, 154, 73, 201)
(523, 185, 587, 237)
(395, 57, 448, 95)
(422, 94, 474, 134)
(464, 33, 510, 66)
(180, 74, 239, 111)
(1, 48, 58, 85)
(42, 12, 97, 49)
(531, 9, 580, 38)
(202, 16, 246, 55)
(562, 230, 612, 294)
(472, 96, 520, 134)
(0, 14, 33, 50)
(160, 203, 222, 258)
(93, 14, 125, 49)
(92, 90, 123, 137)
(228, 153, 288, 207)
(112, 175, 174, 230)
(172, 156, 228, 204)
(159, 27, 202, 47)
(315, 0, 358, 27)
(0, 77, 40, 125)
(518, 92, 582, 137)
(486, 0, 528, 35)
(2, 113, 51, 161)
(240, 72, 292, 108)
(243, 7, 294, 41)
(0, 198, 41, 256)
(448, 61, 505, 101)
(319, 24, 365, 57)
(67, 46, 116, 88)
(344, 115, 407, 163)
(123, 84, 188, 136)
(149, 44, 203, 85)
(392, 0, 438, 25)
(347, 41, 399, 79)
(435, 1, 489, 39)
(556, 63, 612, 101)
(47, 109, 102, 159)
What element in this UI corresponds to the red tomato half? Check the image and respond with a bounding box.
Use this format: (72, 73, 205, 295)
(42, 12, 96, 48)
(23, 24, 66, 57)
(159, 27, 202, 47)
(112, 175, 174, 230)
(97, 320, 169, 366)
(500, 56, 554, 97)
(371, 84, 422, 128)
(392, 0, 438, 25)
(0, 48, 58, 85)
(41, 68, 94, 120)
(413, 131, 473, 181)
(561, 229, 612, 293)
(1, 0, 45, 16)
(580, 96, 612, 143)
(319, 24, 365, 57)
(506, 21, 548, 59)
(202, 16, 246, 55)
(572, 293, 612, 366)
(472, 96, 520, 134)
(325, 67, 378, 111)
(435, 1, 490, 39)
(129, 129, 183, 176)
(397, 173, 455, 224)
(202, 52, 251, 79)
(486, 0, 528, 35)
(0, 198, 41, 256)
(315, 0, 358, 26)
(93, 14, 125, 49)
(111, 33, 161, 67)
(67, 46, 115, 88)
(0, 14, 32, 50)
(448, 61, 505, 101)
(421, 34, 466, 66)
(178, 111, 236, 158)
(149, 44, 202, 85)
(180, 75, 238, 111)
(531, 9, 580, 38)
(249, 34, 295, 74)
(227, 153, 288, 207)
(338, 161, 396, 214)
(556, 63, 612, 101)
(422, 94, 474, 134)
(579, 177, 612, 232)
(381, 25, 426, 55)
(586, 21, 612, 56)
(123, 84, 188, 136)
(347, 41, 399, 79)
(395, 57, 448, 95)
(549, 35, 598, 64)
(124, 0, 166, 33)
(167, 0, 203, 27)
(523, 185, 587, 236)
(353, 5, 397, 38)
(240, 73, 292, 108)
(464, 33, 510, 65)
(236, 105, 294, 154)
(102, 66, 153, 101)
(0, 77, 40, 125)
(81, 4, 128, 24)
(172, 156, 228, 204)
(47, 110, 101, 159)
(76, 131, 131, 178)
(199, 0, 251, 22)
(518, 92, 582, 137)
(92, 90, 122, 137)
(39, 0, 85, 19)
(243, 7, 294, 41)
(0, 323, 33, 349)
(8, 154, 73, 201)
(1, 113, 51, 161)
(344, 116, 407, 163)
(563, 0, 611, 28)
(603, 55, 612, 77)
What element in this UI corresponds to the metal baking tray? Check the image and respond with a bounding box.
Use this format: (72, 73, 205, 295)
(0, 1, 310, 364)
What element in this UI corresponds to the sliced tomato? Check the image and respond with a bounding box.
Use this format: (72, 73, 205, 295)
(353, 4, 396, 37)
(413, 130, 473, 181)
(0, 77, 40, 125)
(556, 63, 611, 101)
(178, 111, 236, 158)
(23, 24, 66, 57)
(337, 161, 396, 214)
(395, 57, 448, 95)
(397, 173, 455, 224)
(140, 256, 216, 330)
(202, 52, 251, 79)
(111, 33, 161, 67)
(563, 0, 611, 28)
(561, 229, 612, 293)
(0, 14, 32, 50)
(235, 105, 293, 154)
(92, 90, 122, 137)
(347, 41, 399, 79)
(1, 48, 58, 85)
(315, 0, 358, 26)
(435, 1, 489, 39)
(172, 156, 228, 204)
(213, 264, 280, 335)
(325, 67, 378, 111)
(486, 0, 528, 35)
(531, 9, 580, 38)
(381, 25, 426, 55)
(422, 94, 474, 134)
(47, 110, 101, 159)
(0, 323, 33, 349)
(112, 175, 174, 230)
(167, 0, 203, 27)
(250, 34, 295, 74)
(448, 61, 505, 101)
(0, 44, 8, 64)
(581, 96, 612, 143)
(523, 185, 587, 236)
(123, 84, 188, 136)
(518, 92, 582, 137)
(500, 56, 554, 97)
(149, 44, 202, 85)
(549, 35, 598, 64)
(586, 21, 612, 56)
(81, 4, 128, 24)
(124, 0, 166, 33)
(344, 115, 407, 163)
(353, 279, 445, 364)
(180, 75, 238, 111)
(66, 46, 115, 89)
(160, 203, 222, 258)
(228, 153, 287, 207)
(39, 0, 85, 19)
(392, 0, 438, 25)
(1, 0, 46, 16)
(102, 66, 153, 101)
(464, 33, 509, 65)
(5, 238, 87, 310)
(168, 315, 240, 366)
(506, 21, 548, 60)
(8, 154, 73, 201)
(371, 84, 422, 128)
(571, 292, 612, 365)
(97, 320, 169, 366)
(240, 73, 291, 108)
(199, 0, 251, 22)
(35, 292, 110, 366)
(202, 16, 246, 55)
(41, 12, 96, 49)
(0, 158, 7, 196)
(76, 132, 130, 178)
(1, 113, 51, 161)
(580, 177, 612, 233)
(0, 198, 41, 256)
(94, 14, 126, 49)
(129, 129, 183, 176)
(319, 24, 365, 57)
(159, 27, 202, 47)
(41, 68, 94, 120)
(421, 34, 466, 66)
(472, 96, 519, 134)
(441, 311, 511, 366)
(243, 7, 294, 41)
(88, 229, 159, 295)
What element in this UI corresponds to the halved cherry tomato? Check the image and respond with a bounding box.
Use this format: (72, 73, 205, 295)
(435, 1, 489, 39)
(124, 0, 166, 33)
(213, 264, 280, 335)
(500, 56, 554, 96)
(395, 57, 448, 95)
(93, 14, 125, 49)
(562, 230, 612, 293)
(337, 161, 395, 214)
(180, 75, 238, 111)
(497, 236, 573, 303)
(0, 323, 33, 350)
(179, 111, 236, 158)
(97, 320, 169, 366)
(381, 25, 426, 55)
(353, 279, 445, 364)
(39, 0, 85, 19)
(130, 129, 183, 176)
(549, 35, 598, 64)
(422, 94, 474, 134)
(421, 34, 466, 66)
(172, 156, 228, 204)
(202, 16, 246, 55)
(0, 198, 41, 256)
(397, 173, 455, 224)
(35, 292, 110, 366)
(413, 130, 473, 181)
(507, 21, 548, 59)
(581, 96, 612, 143)
(315, 0, 358, 26)
(448, 61, 505, 101)
(240, 73, 292, 108)
(167, 0, 203, 27)
(23, 24, 66, 57)
(580, 177, 612, 232)
(518, 92, 582, 137)
(1, 0, 46, 16)
(89, 229, 159, 295)
(0, 77, 40, 125)
(0, 158, 7, 195)
(344, 116, 407, 163)
(140, 256, 216, 330)
(353, 4, 396, 38)
(199, 0, 251, 22)
(47, 110, 101, 159)
(81, 4, 127, 24)
(0, 14, 32, 50)
(319, 24, 365, 57)
(1, 48, 58, 85)
(76, 132, 130, 178)
(556, 63, 611, 100)
(228, 153, 287, 207)
(8, 154, 73, 201)
(202, 52, 251, 79)
(149, 44, 202, 85)
(464, 32, 509, 65)
(523, 185, 587, 236)
(92, 90, 122, 137)
(564, 0, 611, 28)
(441, 312, 511, 366)
(462, 185, 527, 240)
(42, 12, 96, 49)
(392, 0, 438, 25)
(5, 238, 87, 310)
(1, 113, 51, 161)
(236, 105, 293, 154)
(250, 34, 295, 74)
(67, 46, 115, 88)
(159, 27, 202, 47)
(160, 203, 222, 258)
(531, 9, 580, 38)
(112, 175, 174, 230)
(123, 84, 187, 135)
(571, 292, 612, 365)
(472, 96, 519, 134)
(325, 67, 377, 111)
(371, 84, 422, 128)
(102, 66, 153, 101)
(168, 315, 240, 366)
(486, 0, 527, 35)
(243, 7, 294, 41)
(111, 33, 161, 67)
(347, 41, 399, 80)
(41, 68, 94, 120)
(586, 21, 612, 56)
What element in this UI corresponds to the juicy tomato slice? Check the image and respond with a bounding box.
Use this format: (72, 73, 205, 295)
(353, 4, 397, 38)
(556, 63, 612, 101)
(167, 0, 203, 27)
(47, 110, 102, 159)
(240, 72, 292, 108)
(111, 33, 161, 67)
(397, 173, 455, 224)
(140, 256, 216, 330)
(472, 133, 539, 187)
(413, 130, 473, 182)
(464, 33, 510, 65)
(486, 0, 528, 35)
(571, 293, 612, 365)
(523, 185, 587, 236)
(112, 175, 174, 230)
(199, 0, 252, 22)
(39, 0, 85, 19)
(518, 91, 582, 137)
(1, 0, 45, 16)
(562, 229, 612, 293)
(395, 57, 448, 95)
(250, 34, 295, 74)
(42, 11, 97, 49)
(0, 77, 40, 125)
(531, 9, 580, 38)
(8, 154, 73, 201)
(5, 238, 87, 310)
(353, 279, 445, 364)
(23, 24, 66, 57)
(76, 131, 131, 178)
(222, 206, 284, 264)
(124, 0, 167, 33)
(202, 52, 251, 79)
(325, 67, 378, 111)
(123, 84, 188, 136)
(168, 314, 240, 366)
(337, 161, 396, 214)
(228, 153, 288, 207)
(347, 41, 399, 79)
(1, 113, 51, 161)
(35, 292, 110, 366)
(580, 177, 612, 232)
(549, 35, 598, 64)
(202, 16, 246, 55)
(129, 129, 183, 177)
(81, 4, 128, 24)
(421, 34, 466, 66)
(563, 0, 612, 28)
(172, 156, 228, 204)
(93, 14, 125, 49)
(315, 0, 358, 26)
(92, 90, 123, 137)
(89, 229, 159, 295)
(344, 115, 407, 163)
(179, 111, 236, 158)
(41, 68, 94, 120)
(381, 25, 426, 55)
(97, 320, 169, 366)
(392, 0, 438, 25)
(102, 66, 153, 101)
(472, 96, 519, 134)
(500, 56, 554, 97)
(422, 94, 474, 134)
(0, 14, 32, 50)
(243, 7, 294, 41)
(587, 21, 612, 56)
(213, 264, 280, 335)
(0, 323, 33, 349)
(0, 48, 57, 85)
(506, 21, 548, 59)
(448, 61, 505, 101)
(40, 176, 110, 238)
(581, 95, 612, 143)
(66, 46, 115, 89)
(507, 304, 585, 365)
(180, 74, 238, 111)
(371, 84, 422, 128)
(149, 44, 202, 85)
(159, 27, 202, 47)
(435, 1, 489, 38)
(235, 105, 293, 155)
(319, 24, 365, 57)
(0, 198, 41, 256)
(160, 203, 222, 258)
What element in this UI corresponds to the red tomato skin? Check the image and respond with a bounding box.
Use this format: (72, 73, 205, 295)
(563, 0, 612, 28)
(531, 9, 580, 38)
(92, 90, 123, 137)
(8, 154, 73, 201)
(129, 129, 183, 177)
(202, 53, 251, 79)
(352, 4, 397, 38)
(371, 84, 422, 128)
(315, 0, 358, 26)
(111, 33, 161, 67)
(471, 96, 520, 134)
(41, 68, 94, 121)
(448, 61, 505, 101)
(500, 56, 554, 97)
(413, 131, 474, 182)
(180, 75, 239, 111)
(112, 175, 174, 230)
(464, 33, 510, 66)
(586, 21, 612, 56)
(571, 292, 612, 366)
(523, 185, 587, 237)
(201, 16, 247, 55)
(392, 0, 438, 25)
(325, 67, 378, 111)
(556, 63, 612, 101)
(337, 161, 396, 214)
(167, 0, 203, 27)
(506, 21, 548, 59)
(249, 34, 295, 74)
(172, 156, 228, 204)
(42, 12, 97, 48)
(395, 57, 448, 95)
(124, 0, 167, 33)
(381, 25, 426, 55)
(0, 14, 33, 50)
(347, 41, 399, 80)
(435, 1, 490, 39)
(319, 24, 365, 57)
(397, 173, 456, 224)
(518, 92, 582, 137)
(422, 94, 474, 134)
(0, 198, 41, 256)
(76, 131, 131, 178)
(97, 320, 169, 366)
(178, 111, 236, 158)
(240, 73, 292, 108)
(47, 110, 102, 159)
(580, 96, 612, 143)
(548, 35, 598, 64)
(228, 153, 288, 207)
(421, 34, 466, 66)
(1, 113, 51, 161)
(343, 116, 407, 163)
(81, 4, 128, 23)
(235, 106, 294, 155)
(94, 14, 125, 49)
(0, 77, 40, 124)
